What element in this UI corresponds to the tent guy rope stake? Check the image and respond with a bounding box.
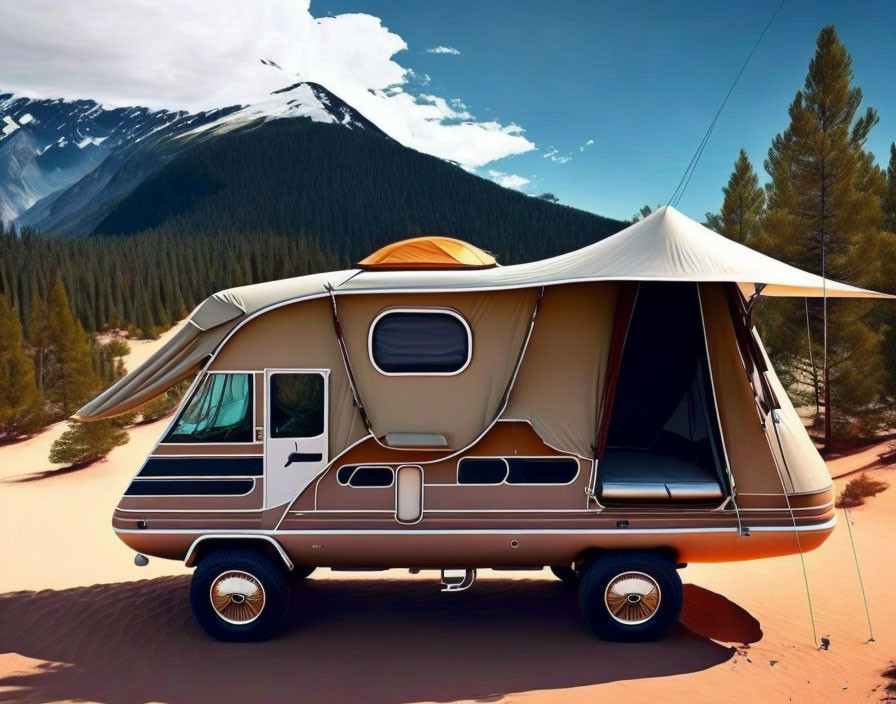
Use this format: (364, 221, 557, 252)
(843, 507, 875, 642)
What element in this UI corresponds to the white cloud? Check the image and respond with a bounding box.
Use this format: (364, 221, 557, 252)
(543, 148, 572, 164)
(0, 0, 530, 168)
(426, 46, 461, 55)
(487, 170, 530, 189)
(544, 138, 593, 163)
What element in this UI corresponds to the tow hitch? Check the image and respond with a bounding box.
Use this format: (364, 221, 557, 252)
(440, 568, 476, 592)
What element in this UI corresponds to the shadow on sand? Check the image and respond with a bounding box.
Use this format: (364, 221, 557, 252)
(0, 577, 760, 704)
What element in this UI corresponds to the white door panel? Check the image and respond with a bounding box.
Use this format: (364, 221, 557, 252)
(264, 369, 329, 509)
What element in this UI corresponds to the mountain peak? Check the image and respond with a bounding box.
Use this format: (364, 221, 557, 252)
(186, 82, 387, 139)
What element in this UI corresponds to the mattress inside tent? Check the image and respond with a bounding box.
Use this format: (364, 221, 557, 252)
(598, 450, 724, 501)
(596, 282, 726, 504)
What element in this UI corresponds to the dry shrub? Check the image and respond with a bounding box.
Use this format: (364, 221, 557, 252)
(883, 662, 896, 695)
(835, 473, 889, 509)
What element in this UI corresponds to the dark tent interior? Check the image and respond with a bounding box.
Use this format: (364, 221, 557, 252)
(599, 282, 727, 503)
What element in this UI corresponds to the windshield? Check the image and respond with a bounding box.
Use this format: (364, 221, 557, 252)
(164, 373, 253, 443)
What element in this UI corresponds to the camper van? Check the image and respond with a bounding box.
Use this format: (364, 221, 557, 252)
(78, 206, 890, 642)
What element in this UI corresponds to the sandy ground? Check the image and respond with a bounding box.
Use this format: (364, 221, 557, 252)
(0, 327, 893, 703)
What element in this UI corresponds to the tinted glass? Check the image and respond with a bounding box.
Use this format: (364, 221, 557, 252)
(337, 465, 356, 485)
(348, 466, 393, 487)
(457, 458, 508, 484)
(165, 374, 253, 443)
(270, 373, 324, 438)
(507, 458, 578, 484)
(371, 311, 469, 374)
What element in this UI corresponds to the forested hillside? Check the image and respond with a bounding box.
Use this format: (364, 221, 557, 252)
(92, 118, 623, 263)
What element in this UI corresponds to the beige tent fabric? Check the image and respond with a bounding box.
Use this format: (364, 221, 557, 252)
(699, 283, 785, 495)
(699, 283, 830, 496)
(755, 334, 832, 495)
(335, 207, 893, 299)
(505, 282, 619, 457)
(338, 289, 538, 450)
(210, 298, 367, 457)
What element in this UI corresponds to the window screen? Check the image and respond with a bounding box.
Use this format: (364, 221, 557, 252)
(370, 310, 470, 374)
(270, 373, 325, 439)
(458, 458, 508, 484)
(165, 373, 253, 443)
(507, 458, 578, 484)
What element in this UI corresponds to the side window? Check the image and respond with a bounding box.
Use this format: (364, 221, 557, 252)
(337, 465, 394, 487)
(369, 309, 471, 375)
(507, 458, 578, 484)
(270, 373, 324, 438)
(165, 373, 253, 443)
(457, 458, 508, 484)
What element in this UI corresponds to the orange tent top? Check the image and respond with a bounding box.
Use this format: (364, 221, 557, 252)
(358, 236, 497, 270)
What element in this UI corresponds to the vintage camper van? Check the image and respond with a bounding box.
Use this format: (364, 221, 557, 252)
(77, 206, 890, 642)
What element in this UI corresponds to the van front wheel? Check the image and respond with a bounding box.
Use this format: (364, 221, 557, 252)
(190, 549, 290, 641)
(578, 552, 682, 642)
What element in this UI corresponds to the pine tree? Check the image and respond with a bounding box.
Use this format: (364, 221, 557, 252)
(0, 294, 43, 437)
(884, 142, 896, 233)
(49, 418, 129, 467)
(758, 26, 887, 449)
(44, 278, 100, 415)
(715, 149, 765, 243)
(28, 298, 50, 393)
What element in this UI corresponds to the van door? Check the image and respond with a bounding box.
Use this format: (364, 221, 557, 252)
(264, 369, 329, 509)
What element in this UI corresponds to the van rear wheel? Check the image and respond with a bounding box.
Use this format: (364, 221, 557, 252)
(578, 552, 682, 642)
(190, 549, 290, 641)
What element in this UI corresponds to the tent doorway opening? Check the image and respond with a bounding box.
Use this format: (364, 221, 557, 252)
(598, 282, 728, 504)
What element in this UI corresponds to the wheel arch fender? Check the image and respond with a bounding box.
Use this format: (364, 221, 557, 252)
(185, 534, 294, 571)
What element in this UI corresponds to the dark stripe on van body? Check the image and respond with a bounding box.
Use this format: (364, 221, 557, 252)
(136, 457, 263, 478)
(124, 479, 255, 496)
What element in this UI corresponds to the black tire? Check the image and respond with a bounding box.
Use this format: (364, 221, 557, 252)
(550, 564, 579, 586)
(288, 565, 316, 584)
(190, 549, 290, 642)
(578, 551, 682, 642)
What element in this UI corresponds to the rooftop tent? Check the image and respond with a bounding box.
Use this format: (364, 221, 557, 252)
(75, 206, 892, 423)
(357, 236, 497, 270)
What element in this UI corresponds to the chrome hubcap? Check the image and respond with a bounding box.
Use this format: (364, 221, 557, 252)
(210, 570, 265, 625)
(604, 571, 661, 625)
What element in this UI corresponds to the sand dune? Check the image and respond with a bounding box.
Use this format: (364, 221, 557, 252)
(0, 328, 894, 702)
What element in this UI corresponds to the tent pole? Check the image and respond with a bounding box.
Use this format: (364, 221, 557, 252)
(325, 285, 373, 434)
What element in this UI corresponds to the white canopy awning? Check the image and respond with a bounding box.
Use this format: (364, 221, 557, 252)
(331, 205, 893, 299)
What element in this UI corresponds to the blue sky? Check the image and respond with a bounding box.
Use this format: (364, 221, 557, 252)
(316, 0, 896, 222)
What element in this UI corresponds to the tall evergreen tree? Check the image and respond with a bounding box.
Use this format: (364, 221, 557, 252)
(758, 26, 887, 449)
(884, 142, 896, 233)
(28, 298, 50, 393)
(44, 278, 100, 415)
(715, 149, 765, 243)
(0, 294, 43, 437)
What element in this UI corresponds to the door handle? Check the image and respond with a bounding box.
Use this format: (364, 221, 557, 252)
(284, 452, 324, 467)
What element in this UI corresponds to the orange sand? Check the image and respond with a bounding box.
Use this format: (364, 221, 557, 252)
(0, 329, 893, 702)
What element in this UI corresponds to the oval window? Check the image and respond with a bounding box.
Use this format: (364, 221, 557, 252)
(369, 309, 471, 375)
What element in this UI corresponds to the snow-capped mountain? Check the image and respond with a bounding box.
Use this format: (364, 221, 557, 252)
(0, 83, 384, 229)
